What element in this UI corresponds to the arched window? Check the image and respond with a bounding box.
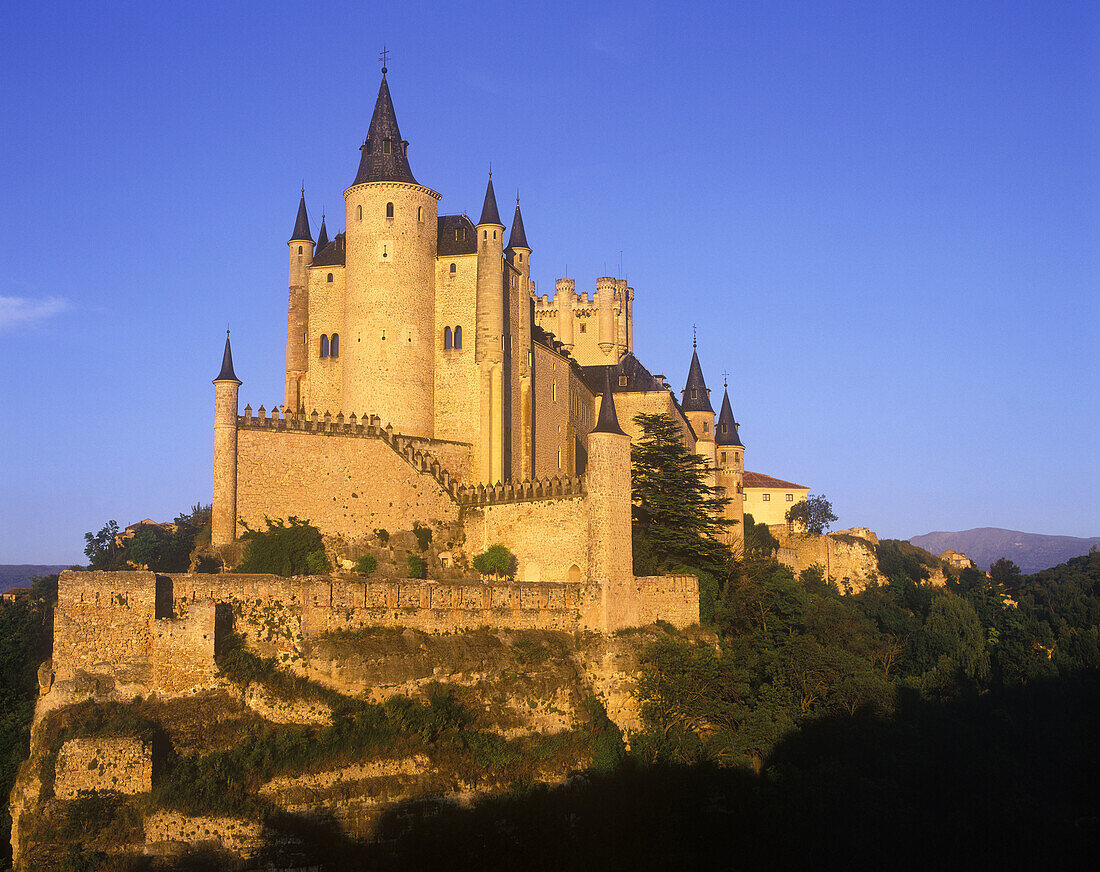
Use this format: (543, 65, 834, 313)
(320, 334, 329, 358)
(449, 263, 456, 274)
(298, 245, 303, 254)
(330, 334, 339, 357)
(327, 273, 333, 283)
(703, 421, 709, 434)
(417, 206, 423, 222)
(454, 326, 462, 348)
(357, 205, 362, 220)
(567, 564, 581, 583)
(518, 253, 523, 262)
(444, 326, 452, 349)
(386, 202, 394, 218)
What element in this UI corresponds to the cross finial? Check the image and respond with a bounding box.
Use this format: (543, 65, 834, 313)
(379, 46, 389, 74)
(516, 189, 520, 206)
(722, 369, 729, 389)
(488, 161, 492, 180)
(300, 182, 304, 195)
(692, 324, 697, 349)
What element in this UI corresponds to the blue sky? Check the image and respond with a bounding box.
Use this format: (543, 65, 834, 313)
(1, 0, 1097, 564)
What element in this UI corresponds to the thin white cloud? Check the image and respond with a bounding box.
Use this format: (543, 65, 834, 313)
(0, 296, 70, 329)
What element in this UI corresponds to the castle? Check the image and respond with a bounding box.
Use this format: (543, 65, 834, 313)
(207, 69, 807, 630)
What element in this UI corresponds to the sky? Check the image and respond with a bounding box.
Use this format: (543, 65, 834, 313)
(1, 0, 1097, 564)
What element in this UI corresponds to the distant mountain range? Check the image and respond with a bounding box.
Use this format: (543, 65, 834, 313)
(909, 529, 1100, 575)
(0, 565, 70, 594)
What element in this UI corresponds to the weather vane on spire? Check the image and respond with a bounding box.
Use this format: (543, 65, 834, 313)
(379, 46, 390, 74)
(692, 324, 697, 349)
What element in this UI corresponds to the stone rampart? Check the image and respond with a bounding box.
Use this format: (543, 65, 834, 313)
(54, 737, 151, 800)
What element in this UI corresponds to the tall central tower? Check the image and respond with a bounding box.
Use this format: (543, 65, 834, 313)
(342, 72, 441, 437)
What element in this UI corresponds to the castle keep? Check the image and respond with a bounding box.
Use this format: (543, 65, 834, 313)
(206, 69, 797, 630)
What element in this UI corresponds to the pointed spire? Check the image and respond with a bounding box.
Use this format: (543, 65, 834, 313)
(290, 190, 312, 242)
(478, 174, 502, 226)
(213, 330, 241, 384)
(352, 74, 417, 185)
(315, 214, 329, 253)
(506, 197, 529, 250)
(682, 348, 714, 413)
(593, 367, 626, 436)
(716, 388, 743, 447)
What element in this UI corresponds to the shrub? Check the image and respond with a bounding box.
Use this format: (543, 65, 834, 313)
(413, 522, 433, 552)
(473, 544, 517, 579)
(236, 517, 328, 577)
(355, 554, 378, 576)
(374, 528, 390, 546)
(406, 554, 427, 579)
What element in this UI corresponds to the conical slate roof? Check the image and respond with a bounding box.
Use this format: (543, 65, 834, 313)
(716, 388, 743, 447)
(506, 201, 529, 250)
(593, 367, 626, 436)
(290, 192, 312, 242)
(681, 349, 714, 413)
(213, 332, 240, 384)
(315, 216, 329, 254)
(478, 176, 502, 226)
(352, 74, 418, 185)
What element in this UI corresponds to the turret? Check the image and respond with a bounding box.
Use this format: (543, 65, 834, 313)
(315, 214, 329, 255)
(587, 367, 634, 628)
(715, 384, 745, 550)
(681, 341, 716, 485)
(505, 196, 531, 280)
(342, 71, 440, 437)
(286, 191, 313, 411)
(556, 278, 575, 349)
(475, 174, 506, 482)
(596, 276, 616, 356)
(212, 332, 241, 549)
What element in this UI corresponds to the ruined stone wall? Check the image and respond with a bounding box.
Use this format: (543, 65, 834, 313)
(626, 575, 700, 629)
(52, 571, 156, 685)
(235, 425, 461, 543)
(463, 495, 590, 584)
(151, 601, 219, 693)
(772, 528, 884, 593)
(54, 737, 151, 800)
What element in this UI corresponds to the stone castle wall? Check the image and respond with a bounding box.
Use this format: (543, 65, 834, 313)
(54, 737, 152, 800)
(235, 423, 461, 544)
(772, 527, 883, 592)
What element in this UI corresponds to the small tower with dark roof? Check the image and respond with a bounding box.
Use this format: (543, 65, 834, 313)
(715, 383, 746, 551)
(681, 340, 718, 485)
(212, 331, 241, 549)
(587, 367, 634, 621)
(505, 195, 531, 279)
(315, 214, 329, 255)
(475, 172, 506, 482)
(286, 190, 313, 412)
(342, 69, 442, 438)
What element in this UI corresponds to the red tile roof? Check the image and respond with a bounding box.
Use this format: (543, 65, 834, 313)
(743, 471, 808, 490)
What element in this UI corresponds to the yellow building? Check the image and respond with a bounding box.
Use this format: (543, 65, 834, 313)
(742, 472, 811, 526)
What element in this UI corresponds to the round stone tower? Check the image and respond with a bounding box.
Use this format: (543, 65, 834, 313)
(212, 332, 241, 549)
(681, 342, 717, 487)
(285, 191, 313, 413)
(342, 72, 441, 437)
(715, 384, 746, 550)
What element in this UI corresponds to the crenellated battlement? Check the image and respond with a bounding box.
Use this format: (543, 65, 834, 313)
(456, 475, 585, 507)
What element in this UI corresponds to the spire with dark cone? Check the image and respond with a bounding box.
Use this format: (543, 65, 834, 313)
(290, 190, 312, 242)
(716, 387, 743, 447)
(352, 73, 418, 185)
(506, 195, 529, 250)
(681, 348, 714, 413)
(478, 173, 502, 226)
(315, 214, 329, 253)
(213, 331, 241, 384)
(593, 367, 626, 435)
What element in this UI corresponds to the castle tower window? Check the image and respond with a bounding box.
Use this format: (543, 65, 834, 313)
(721, 423, 728, 434)
(721, 451, 727, 463)
(330, 334, 339, 357)
(618, 375, 627, 386)
(320, 334, 329, 358)
(691, 388, 698, 399)
(518, 253, 523, 262)
(383, 140, 392, 155)
(357, 205, 363, 220)
(417, 206, 423, 222)
(386, 202, 394, 218)
(449, 263, 456, 274)
(327, 273, 333, 283)
(444, 326, 452, 349)
(454, 326, 462, 348)
(579, 323, 586, 333)
(298, 245, 303, 255)
(786, 493, 794, 501)
(703, 421, 709, 434)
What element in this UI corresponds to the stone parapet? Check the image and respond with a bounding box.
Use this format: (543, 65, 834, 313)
(456, 476, 584, 507)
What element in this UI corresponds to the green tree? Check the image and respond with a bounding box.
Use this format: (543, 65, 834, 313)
(473, 545, 516, 579)
(989, 557, 1023, 590)
(237, 517, 330, 576)
(785, 493, 838, 535)
(630, 412, 733, 581)
(83, 520, 122, 570)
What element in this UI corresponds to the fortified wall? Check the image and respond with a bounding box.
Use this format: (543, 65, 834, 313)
(51, 570, 699, 693)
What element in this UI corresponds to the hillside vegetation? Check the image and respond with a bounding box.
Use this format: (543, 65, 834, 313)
(911, 526, 1100, 573)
